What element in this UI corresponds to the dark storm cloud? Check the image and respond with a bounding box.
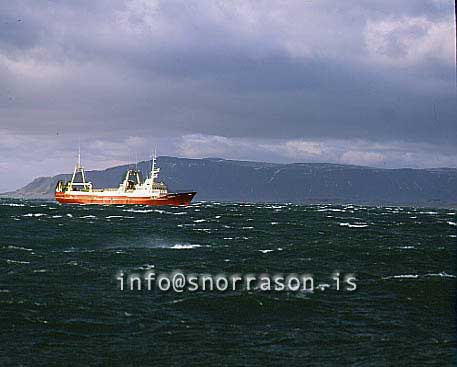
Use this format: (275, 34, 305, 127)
(0, 0, 456, 191)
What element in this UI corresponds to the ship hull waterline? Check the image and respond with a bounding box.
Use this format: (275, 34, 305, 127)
(55, 192, 196, 206)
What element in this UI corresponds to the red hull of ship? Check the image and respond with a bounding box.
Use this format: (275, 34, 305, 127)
(55, 192, 196, 206)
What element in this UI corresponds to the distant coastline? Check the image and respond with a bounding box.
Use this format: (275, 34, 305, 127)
(2, 156, 457, 207)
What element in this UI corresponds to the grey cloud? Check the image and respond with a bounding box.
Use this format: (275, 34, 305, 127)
(0, 0, 456, 191)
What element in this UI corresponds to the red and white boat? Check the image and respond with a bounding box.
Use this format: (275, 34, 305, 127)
(55, 151, 196, 206)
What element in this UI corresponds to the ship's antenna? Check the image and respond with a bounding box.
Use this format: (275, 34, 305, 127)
(77, 138, 81, 168)
(150, 150, 153, 179)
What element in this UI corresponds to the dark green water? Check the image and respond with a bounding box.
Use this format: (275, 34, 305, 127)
(0, 199, 456, 366)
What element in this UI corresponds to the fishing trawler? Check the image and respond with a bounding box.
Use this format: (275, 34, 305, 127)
(55, 150, 196, 206)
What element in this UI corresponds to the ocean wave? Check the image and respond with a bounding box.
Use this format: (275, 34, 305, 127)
(23, 213, 46, 217)
(80, 215, 97, 219)
(136, 264, 155, 270)
(339, 222, 368, 228)
(6, 259, 30, 264)
(425, 272, 456, 278)
(170, 244, 201, 250)
(1, 203, 25, 207)
(259, 249, 274, 253)
(123, 209, 155, 213)
(6, 245, 33, 251)
(383, 272, 455, 280)
(383, 274, 419, 279)
(447, 221, 456, 226)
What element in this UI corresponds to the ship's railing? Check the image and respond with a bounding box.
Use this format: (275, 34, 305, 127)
(91, 188, 118, 192)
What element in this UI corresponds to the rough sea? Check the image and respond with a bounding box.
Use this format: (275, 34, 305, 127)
(0, 199, 456, 366)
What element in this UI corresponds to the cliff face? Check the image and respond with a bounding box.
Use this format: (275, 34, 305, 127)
(3, 156, 457, 206)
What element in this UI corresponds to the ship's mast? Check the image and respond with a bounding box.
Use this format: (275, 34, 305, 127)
(77, 142, 82, 169)
(69, 142, 90, 191)
(150, 148, 160, 184)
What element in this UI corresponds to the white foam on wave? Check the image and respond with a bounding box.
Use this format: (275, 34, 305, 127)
(1, 203, 25, 207)
(23, 213, 46, 217)
(339, 222, 368, 228)
(318, 208, 345, 212)
(193, 219, 206, 223)
(259, 249, 274, 253)
(242, 226, 254, 229)
(447, 221, 456, 226)
(106, 215, 129, 219)
(124, 209, 155, 213)
(66, 214, 73, 218)
(51, 215, 63, 218)
(170, 244, 201, 250)
(80, 215, 97, 219)
(7, 245, 33, 252)
(399, 246, 415, 249)
(387, 274, 419, 279)
(425, 272, 456, 278)
(137, 264, 155, 270)
(6, 259, 30, 264)
(192, 228, 211, 232)
(383, 272, 456, 280)
(266, 205, 285, 209)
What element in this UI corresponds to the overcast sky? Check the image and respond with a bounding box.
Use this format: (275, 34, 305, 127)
(0, 0, 456, 191)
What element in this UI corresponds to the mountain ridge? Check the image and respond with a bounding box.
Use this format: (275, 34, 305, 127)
(2, 156, 457, 206)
